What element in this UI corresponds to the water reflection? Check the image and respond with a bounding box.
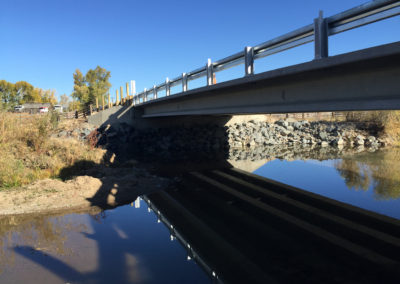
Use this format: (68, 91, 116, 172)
(251, 146, 400, 219)
(0, 210, 92, 275)
(227, 144, 362, 173)
(0, 202, 210, 283)
(335, 149, 400, 200)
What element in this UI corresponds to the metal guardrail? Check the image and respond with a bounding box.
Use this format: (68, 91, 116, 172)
(132, 0, 400, 106)
(141, 195, 223, 283)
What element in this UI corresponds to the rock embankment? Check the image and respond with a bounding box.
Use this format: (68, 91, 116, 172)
(227, 119, 384, 149)
(96, 118, 386, 161)
(51, 122, 97, 141)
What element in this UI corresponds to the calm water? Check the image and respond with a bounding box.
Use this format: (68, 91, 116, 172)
(1, 146, 400, 283)
(0, 199, 210, 284)
(253, 148, 400, 219)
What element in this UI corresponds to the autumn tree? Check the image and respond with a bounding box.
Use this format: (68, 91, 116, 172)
(0, 80, 17, 108)
(72, 66, 111, 107)
(38, 88, 57, 105)
(59, 94, 69, 107)
(0, 80, 59, 109)
(14, 81, 38, 103)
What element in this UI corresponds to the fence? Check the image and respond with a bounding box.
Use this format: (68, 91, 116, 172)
(65, 99, 132, 119)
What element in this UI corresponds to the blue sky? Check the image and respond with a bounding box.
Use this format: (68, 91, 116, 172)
(1, 0, 399, 101)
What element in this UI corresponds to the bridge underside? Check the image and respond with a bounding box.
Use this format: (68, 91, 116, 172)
(139, 42, 400, 117)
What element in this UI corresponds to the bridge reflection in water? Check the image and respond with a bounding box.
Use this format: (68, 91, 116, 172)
(145, 167, 400, 284)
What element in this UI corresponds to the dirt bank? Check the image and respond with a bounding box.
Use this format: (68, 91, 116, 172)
(0, 164, 169, 216)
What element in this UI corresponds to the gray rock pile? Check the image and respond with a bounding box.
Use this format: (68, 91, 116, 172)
(52, 123, 97, 141)
(227, 119, 383, 149)
(95, 118, 385, 161)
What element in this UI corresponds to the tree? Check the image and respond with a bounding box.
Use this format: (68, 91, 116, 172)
(68, 100, 80, 111)
(0, 80, 17, 108)
(39, 89, 57, 105)
(59, 94, 69, 107)
(0, 80, 58, 109)
(14, 81, 37, 103)
(72, 66, 111, 107)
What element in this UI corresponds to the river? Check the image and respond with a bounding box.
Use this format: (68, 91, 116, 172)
(1, 146, 399, 283)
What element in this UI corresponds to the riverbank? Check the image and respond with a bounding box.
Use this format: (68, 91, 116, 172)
(0, 112, 396, 216)
(0, 163, 169, 216)
(0, 112, 171, 215)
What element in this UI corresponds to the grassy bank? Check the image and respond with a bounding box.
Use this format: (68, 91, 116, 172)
(0, 111, 104, 189)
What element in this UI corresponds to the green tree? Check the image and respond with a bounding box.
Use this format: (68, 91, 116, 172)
(72, 66, 111, 107)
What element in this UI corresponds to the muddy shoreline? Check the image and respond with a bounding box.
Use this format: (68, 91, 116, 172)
(0, 164, 169, 216)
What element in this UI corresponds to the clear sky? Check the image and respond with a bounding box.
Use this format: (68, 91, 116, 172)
(1, 0, 399, 100)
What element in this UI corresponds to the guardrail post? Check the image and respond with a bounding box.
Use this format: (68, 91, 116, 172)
(131, 80, 136, 98)
(144, 88, 147, 102)
(116, 89, 119, 105)
(126, 82, 130, 102)
(165, 77, 171, 96)
(206, 58, 214, 86)
(182, 73, 188, 92)
(131, 80, 136, 106)
(120, 86, 124, 105)
(314, 10, 328, 59)
(153, 85, 158, 99)
(244, 46, 254, 76)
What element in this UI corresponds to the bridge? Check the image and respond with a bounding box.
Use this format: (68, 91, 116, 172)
(123, 0, 400, 118)
(84, 2, 400, 281)
(88, 0, 400, 126)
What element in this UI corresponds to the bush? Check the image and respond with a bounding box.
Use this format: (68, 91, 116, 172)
(0, 111, 105, 189)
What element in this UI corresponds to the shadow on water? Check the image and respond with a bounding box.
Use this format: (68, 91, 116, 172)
(0, 106, 225, 283)
(2, 107, 400, 283)
(10, 215, 147, 283)
(3, 214, 138, 283)
(2, 206, 210, 283)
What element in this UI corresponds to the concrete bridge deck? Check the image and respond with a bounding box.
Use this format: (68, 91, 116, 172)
(139, 42, 400, 117)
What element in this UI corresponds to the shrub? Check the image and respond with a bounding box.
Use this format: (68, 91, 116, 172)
(0, 111, 105, 189)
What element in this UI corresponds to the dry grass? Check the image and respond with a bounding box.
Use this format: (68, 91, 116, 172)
(0, 111, 105, 189)
(342, 111, 400, 144)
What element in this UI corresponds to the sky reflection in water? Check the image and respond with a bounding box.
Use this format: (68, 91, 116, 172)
(0, 200, 210, 284)
(254, 153, 400, 219)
